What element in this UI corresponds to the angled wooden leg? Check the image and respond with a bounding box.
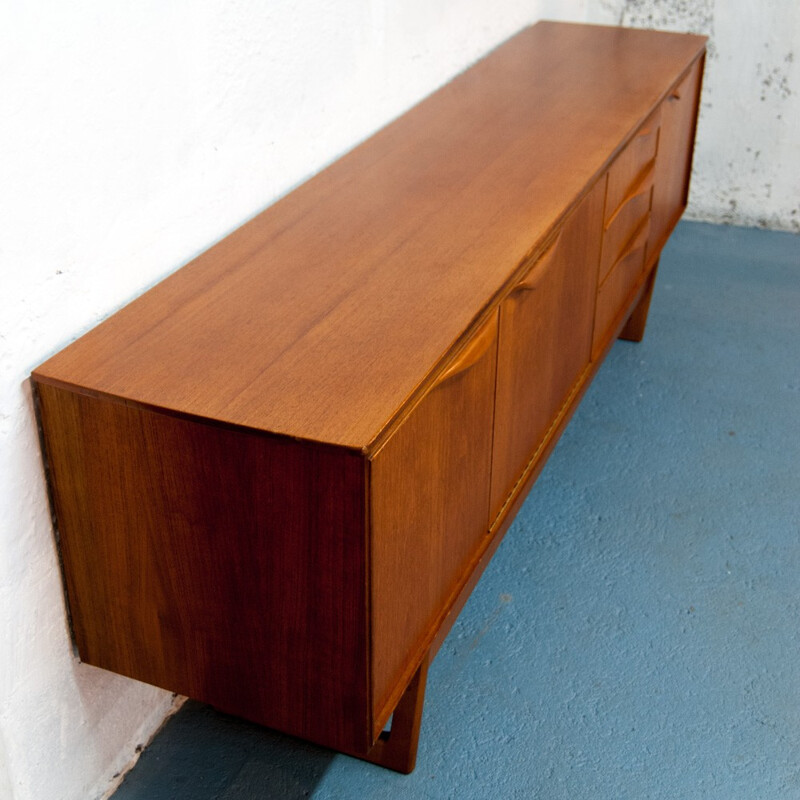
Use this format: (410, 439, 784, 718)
(620, 258, 659, 342)
(354, 654, 430, 773)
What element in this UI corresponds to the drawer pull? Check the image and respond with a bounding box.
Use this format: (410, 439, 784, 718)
(513, 229, 563, 294)
(605, 158, 656, 229)
(635, 122, 658, 139)
(436, 317, 496, 386)
(605, 111, 659, 224)
(669, 89, 682, 101)
(610, 215, 650, 273)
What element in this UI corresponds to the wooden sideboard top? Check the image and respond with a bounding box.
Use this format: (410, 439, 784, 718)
(34, 22, 706, 451)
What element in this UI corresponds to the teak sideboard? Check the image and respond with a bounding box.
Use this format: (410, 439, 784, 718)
(33, 22, 706, 773)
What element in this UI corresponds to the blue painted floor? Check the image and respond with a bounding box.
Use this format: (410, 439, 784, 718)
(113, 221, 800, 800)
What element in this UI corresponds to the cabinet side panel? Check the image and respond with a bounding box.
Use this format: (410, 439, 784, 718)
(35, 382, 370, 753)
(370, 313, 498, 728)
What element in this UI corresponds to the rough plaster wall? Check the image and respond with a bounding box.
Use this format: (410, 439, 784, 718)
(0, 2, 584, 799)
(584, 0, 800, 231)
(0, 735, 13, 800)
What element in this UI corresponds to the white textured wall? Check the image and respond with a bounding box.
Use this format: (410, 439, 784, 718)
(1, 3, 582, 799)
(584, 0, 800, 232)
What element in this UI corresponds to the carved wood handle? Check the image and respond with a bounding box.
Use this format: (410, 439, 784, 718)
(635, 121, 659, 139)
(611, 215, 651, 270)
(435, 315, 497, 386)
(513, 229, 563, 293)
(605, 159, 656, 229)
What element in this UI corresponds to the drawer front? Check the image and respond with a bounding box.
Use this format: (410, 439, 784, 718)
(605, 110, 659, 224)
(490, 179, 604, 522)
(599, 161, 654, 285)
(369, 311, 498, 734)
(593, 215, 650, 358)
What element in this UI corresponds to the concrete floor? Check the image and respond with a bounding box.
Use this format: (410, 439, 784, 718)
(113, 221, 800, 800)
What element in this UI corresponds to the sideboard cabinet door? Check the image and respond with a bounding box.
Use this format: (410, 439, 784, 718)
(489, 181, 604, 522)
(369, 311, 498, 732)
(651, 56, 704, 251)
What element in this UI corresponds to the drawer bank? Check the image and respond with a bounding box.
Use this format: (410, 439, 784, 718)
(33, 22, 705, 773)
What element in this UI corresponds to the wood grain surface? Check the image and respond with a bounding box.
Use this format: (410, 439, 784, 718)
(490, 179, 604, 521)
(33, 23, 706, 451)
(651, 56, 705, 254)
(36, 382, 371, 753)
(369, 312, 498, 729)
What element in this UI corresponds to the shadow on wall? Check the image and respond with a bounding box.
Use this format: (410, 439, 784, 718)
(112, 702, 334, 800)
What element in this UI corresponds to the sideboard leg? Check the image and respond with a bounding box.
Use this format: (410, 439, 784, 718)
(620, 258, 660, 342)
(359, 654, 430, 773)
